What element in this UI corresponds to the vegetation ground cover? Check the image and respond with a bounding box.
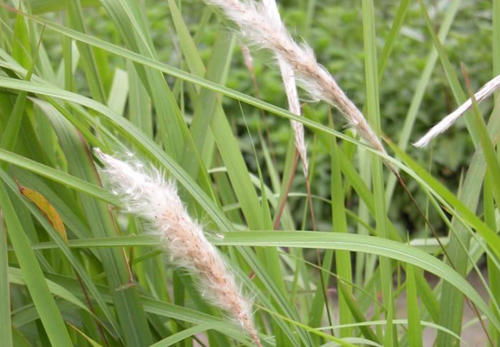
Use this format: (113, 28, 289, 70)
(0, 0, 498, 346)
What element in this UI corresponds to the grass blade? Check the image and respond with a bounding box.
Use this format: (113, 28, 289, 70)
(0, 183, 72, 346)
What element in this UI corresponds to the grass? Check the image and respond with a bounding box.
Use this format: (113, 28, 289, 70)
(0, 0, 499, 346)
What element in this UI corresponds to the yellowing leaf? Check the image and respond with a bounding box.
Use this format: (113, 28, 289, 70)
(19, 185, 67, 241)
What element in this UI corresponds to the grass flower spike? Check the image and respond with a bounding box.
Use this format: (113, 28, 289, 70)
(95, 149, 261, 346)
(414, 74, 500, 147)
(413, 75, 500, 147)
(262, 0, 309, 175)
(204, 0, 386, 154)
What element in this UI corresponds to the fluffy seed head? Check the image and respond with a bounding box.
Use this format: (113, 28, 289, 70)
(95, 149, 261, 346)
(205, 0, 385, 154)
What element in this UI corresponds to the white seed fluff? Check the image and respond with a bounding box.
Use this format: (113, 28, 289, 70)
(414, 74, 500, 148)
(95, 149, 261, 346)
(204, 0, 386, 154)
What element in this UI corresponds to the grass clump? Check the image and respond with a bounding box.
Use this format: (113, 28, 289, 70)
(0, 1, 498, 346)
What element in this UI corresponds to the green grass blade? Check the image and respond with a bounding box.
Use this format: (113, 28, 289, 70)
(0, 191, 12, 347)
(467, 88, 500, 207)
(167, 0, 205, 76)
(150, 323, 226, 347)
(0, 183, 72, 346)
(361, 0, 395, 344)
(29, 0, 99, 14)
(28, 231, 500, 332)
(66, 0, 106, 102)
(406, 264, 422, 347)
(0, 148, 117, 204)
(330, 122, 353, 336)
(484, 176, 500, 345)
(378, 0, 410, 78)
(127, 62, 152, 137)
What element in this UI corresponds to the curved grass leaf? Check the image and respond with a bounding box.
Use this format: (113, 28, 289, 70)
(30, 231, 500, 332)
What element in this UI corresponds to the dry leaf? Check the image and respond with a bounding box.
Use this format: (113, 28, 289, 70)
(19, 185, 67, 241)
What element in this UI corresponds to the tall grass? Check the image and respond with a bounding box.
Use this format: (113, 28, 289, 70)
(0, 1, 498, 346)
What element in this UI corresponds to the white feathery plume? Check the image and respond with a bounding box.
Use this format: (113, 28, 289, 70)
(204, 0, 386, 154)
(262, 0, 308, 175)
(414, 74, 500, 148)
(94, 149, 262, 347)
